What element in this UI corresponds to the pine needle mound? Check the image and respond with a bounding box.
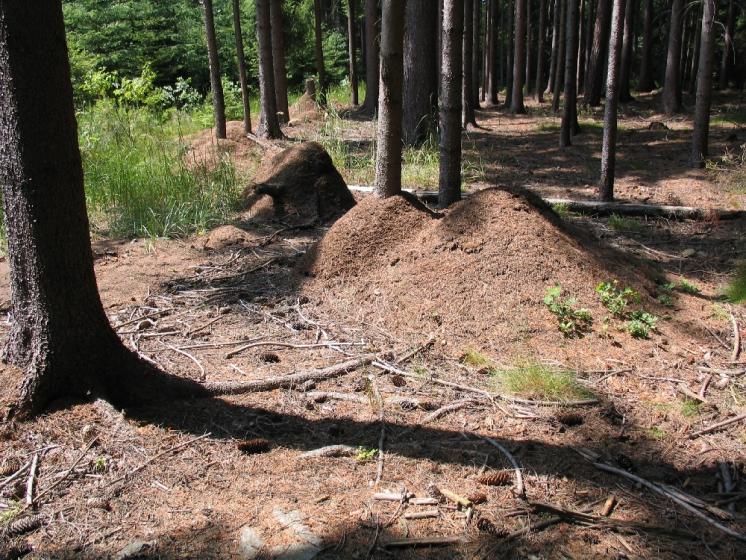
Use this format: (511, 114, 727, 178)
(185, 120, 269, 173)
(301, 188, 661, 362)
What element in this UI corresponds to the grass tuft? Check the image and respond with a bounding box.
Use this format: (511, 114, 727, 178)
(724, 262, 746, 303)
(491, 360, 593, 402)
(608, 213, 642, 232)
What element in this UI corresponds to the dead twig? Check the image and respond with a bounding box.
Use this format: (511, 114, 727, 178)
(0, 460, 31, 491)
(226, 340, 363, 359)
(24, 453, 38, 506)
(699, 375, 714, 399)
(478, 436, 526, 499)
(298, 445, 357, 459)
(395, 335, 436, 365)
(422, 400, 476, 424)
(689, 413, 746, 439)
(730, 309, 741, 362)
(382, 536, 465, 548)
(31, 438, 98, 506)
(165, 344, 206, 380)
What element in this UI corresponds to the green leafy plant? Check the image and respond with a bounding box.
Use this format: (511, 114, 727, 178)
(625, 311, 658, 339)
(543, 285, 593, 338)
(676, 279, 701, 295)
(647, 426, 667, 440)
(596, 281, 640, 317)
(92, 456, 107, 474)
(355, 447, 378, 462)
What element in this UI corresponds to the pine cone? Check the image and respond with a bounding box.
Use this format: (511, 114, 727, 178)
(467, 492, 488, 505)
(555, 412, 584, 427)
(476, 517, 503, 536)
(390, 374, 406, 387)
(0, 541, 32, 560)
(259, 352, 281, 364)
(6, 515, 43, 536)
(427, 483, 444, 501)
(237, 438, 272, 454)
(0, 457, 21, 477)
(475, 471, 512, 486)
(86, 497, 111, 511)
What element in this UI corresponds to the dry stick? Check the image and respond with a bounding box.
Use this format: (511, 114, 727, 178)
(370, 376, 385, 487)
(114, 308, 174, 331)
(185, 315, 224, 336)
(698, 374, 714, 399)
(225, 340, 363, 359)
(689, 413, 746, 439)
(729, 309, 741, 362)
(24, 454, 39, 506)
(0, 460, 31, 491)
(165, 344, 206, 379)
(718, 462, 737, 514)
(478, 436, 526, 500)
(174, 336, 267, 350)
(422, 400, 477, 424)
(395, 335, 436, 365)
(382, 536, 465, 548)
(403, 510, 439, 520)
(698, 365, 746, 376)
(593, 462, 746, 543)
(31, 438, 99, 507)
(700, 321, 731, 350)
(203, 355, 375, 396)
(298, 445, 357, 459)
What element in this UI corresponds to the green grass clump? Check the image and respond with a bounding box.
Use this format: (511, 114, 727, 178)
(544, 285, 593, 338)
(680, 398, 702, 418)
(460, 348, 494, 369)
(724, 263, 746, 303)
(355, 447, 377, 462)
(492, 360, 593, 402)
(552, 202, 570, 218)
(647, 426, 667, 439)
(676, 279, 701, 295)
(608, 213, 642, 232)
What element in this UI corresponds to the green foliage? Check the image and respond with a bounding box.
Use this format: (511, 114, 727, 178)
(625, 311, 658, 339)
(596, 280, 641, 317)
(491, 360, 594, 402)
(355, 447, 377, 462)
(460, 349, 493, 368)
(93, 457, 108, 474)
(608, 213, 641, 232)
(724, 262, 746, 303)
(543, 285, 593, 338)
(551, 202, 570, 218)
(676, 279, 701, 295)
(647, 426, 667, 439)
(0, 501, 20, 525)
(680, 398, 702, 418)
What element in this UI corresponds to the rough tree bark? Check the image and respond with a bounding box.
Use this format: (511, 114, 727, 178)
(599, 0, 627, 200)
(0, 2, 199, 415)
(463, 0, 478, 125)
(488, 0, 499, 103)
(719, 0, 735, 90)
(547, 0, 561, 93)
(403, 0, 438, 145)
(511, 0, 528, 112)
(256, 0, 282, 138)
(584, 0, 612, 106)
(313, 0, 328, 101)
(552, 0, 567, 112)
(362, 0, 379, 114)
(536, 0, 547, 101)
(662, 0, 684, 115)
(560, 0, 580, 146)
(374, 0, 406, 197)
(347, 0, 360, 105)
(203, 0, 226, 139)
(581, 0, 595, 93)
(618, 0, 635, 102)
(526, 5, 534, 95)
(270, 0, 290, 123)
(637, 0, 655, 91)
(439, 0, 464, 207)
(472, 0, 481, 108)
(688, 3, 702, 95)
(505, 0, 515, 107)
(690, 0, 715, 167)
(577, 0, 586, 92)
(232, 0, 252, 134)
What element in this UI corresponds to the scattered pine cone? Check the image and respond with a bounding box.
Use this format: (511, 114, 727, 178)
(6, 515, 43, 536)
(390, 374, 406, 387)
(427, 483, 444, 501)
(237, 438, 272, 454)
(0, 457, 20, 477)
(476, 517, 503, 536)
(259, 352, 281, 364)
(555, 412, 584, 427)
(616, 453, 634, 470)
(467, 492, 488, 505)
(475, 471, 512, 487)
(86, 497, 111, 511)
(0, 541, 32, 560)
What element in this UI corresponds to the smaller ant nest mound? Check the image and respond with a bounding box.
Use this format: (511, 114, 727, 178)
(185, 121, 270, 174)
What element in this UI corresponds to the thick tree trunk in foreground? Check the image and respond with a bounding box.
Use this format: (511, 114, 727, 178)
(488, 0, 499, 103)
(719, 0, 735, 90)
(256, 0, 282, 138)
(536, 0, 547, 101)
(374, 0, 405, 197)
(347, 0, 360, 105)
(662, 0, 684, 115)
(362, 0, 379, 114)
(204, 0, 226, 138)
(232, 0, 252, 134)
(560, 0, 580, 146)
(0, 2, 167, 414)
(637, 0, 654, 91)
(403, 0, 438, 145)
(584, 0, 612, 106)
(463, 0, 478, 125)
(599, 0, 627, 200)
(618, 0, 635, 102)
(511, 0, 528, 112)
(270, 0, 290, 123)
(552, 0, 567, 112)
(547, 0, 561, 93)
(690, 0, 715, 167)
(313, 0, 328, 101)
(439, 0, 464, 207)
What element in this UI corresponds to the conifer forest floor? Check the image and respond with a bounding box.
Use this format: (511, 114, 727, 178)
(1, 91, 746, 559)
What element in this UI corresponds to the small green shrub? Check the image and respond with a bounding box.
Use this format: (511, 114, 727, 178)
(625, 311, 658, 339)
(680, 398, 702, 418)
(543, 285, 593, 338)
(596, 280, 640, 317)
(552, 202, 570, 218)
(676, 279, 701, 295)
(355, 447, 378, 462)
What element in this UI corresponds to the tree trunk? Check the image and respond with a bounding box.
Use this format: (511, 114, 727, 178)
(313, 0, 328, 101)
(511, 0, 528, 112)
(232, 0, 252, 134)
(488, 0, 500, 103)
(576, 0, 586, 93)
(483, 0, 490, 101)
(584, 0, 612, 106)
(680, 6, 693, 91)
(347, 0, 360, 105)
(0, 2, 176, 415)
(203, 0, 226, 139)
(552, 0, 567, 112)
(403, 0, 439, 145)
(374, 0, 405, 197)
(362, 0, 379, 114)
(662, 0, 684, 114)
(270, 0, 290, 123)
(547, 0, 561, 93)
(618, 0, 635, 102)
(472, 0, 482, 108)
(690, 0, 715, 167)
(719, 0, 735, 90)
(561, 0, 580, 146)
(526, 4, 534, 95)
(581, 0, 596, 93)
(505, 0, 515, 107)
(536, 0, 547, 101)
(599, 0, 627, 199)
(688, 3, 702, 95)
(463, 0, 478, 125)
(256, 0, 282, 138)
(439, 0, 464, 207)
(637, 0, 655, 91)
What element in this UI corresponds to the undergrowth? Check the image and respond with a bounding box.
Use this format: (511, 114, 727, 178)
(724, 262, 746, 303)
(544, 285, 593, 337)
(491, 360, 593, 402)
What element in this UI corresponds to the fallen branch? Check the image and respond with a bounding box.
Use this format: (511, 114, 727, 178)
(730, 310, 741, 362)
(395, 335, 436, 365)
(225, 340, 362, 359)
(0, 460, 31, 492)
(422, 400, 477, 424)
(381, 536, 465, 548)
(478, 436, 526, 500)
(404, 510, 439, 520)
(25, 453, 38, 506)
(31, 438, 98, 506)
(203, 355, 375, 395)
(689, 413, 746, 439)
(298, 445, 357, 459)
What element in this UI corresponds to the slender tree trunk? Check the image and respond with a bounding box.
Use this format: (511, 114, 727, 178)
(576, 0, 586, 92)
(472, 0, 481, 107)
(488, 0, 500, 103)
(439, 0, 464, 207)
(547, 0, 561, 93)
(690, 0, 715, 167)
(203, 0, 226, 139)
(526, 3, 534, 95)
(536, 0, 547, 101)
(269, 0, 289, 123)
(719, 0, 735, 90)
(584, 0, 612, 106)
(505, 0, 515, 107)
(256, 0, 282, 138)
(688, 3, 702, 95)
(374, 0, 405, 197)
(618, 0, 635, 102)
(313, 0, 328, 101)
(680, 6, 694, 91)
(552, 0, 567, 112)
(483, 0, 490, 101)
(232, 0, 252, 134)
(582, 0, 595, 93)
(637, 0, 654, 91)
(464, 0, 478, 124)
(438, 0, 443, 93)
(662, 0, 684, 114)
(362, 0, 379, 113)
(403, 0, 439, 145)
(560, 0, 580, 145)
(511, 0, 528, 112)
(600, 0, 627, 199)
(347, 0, 360, 105)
